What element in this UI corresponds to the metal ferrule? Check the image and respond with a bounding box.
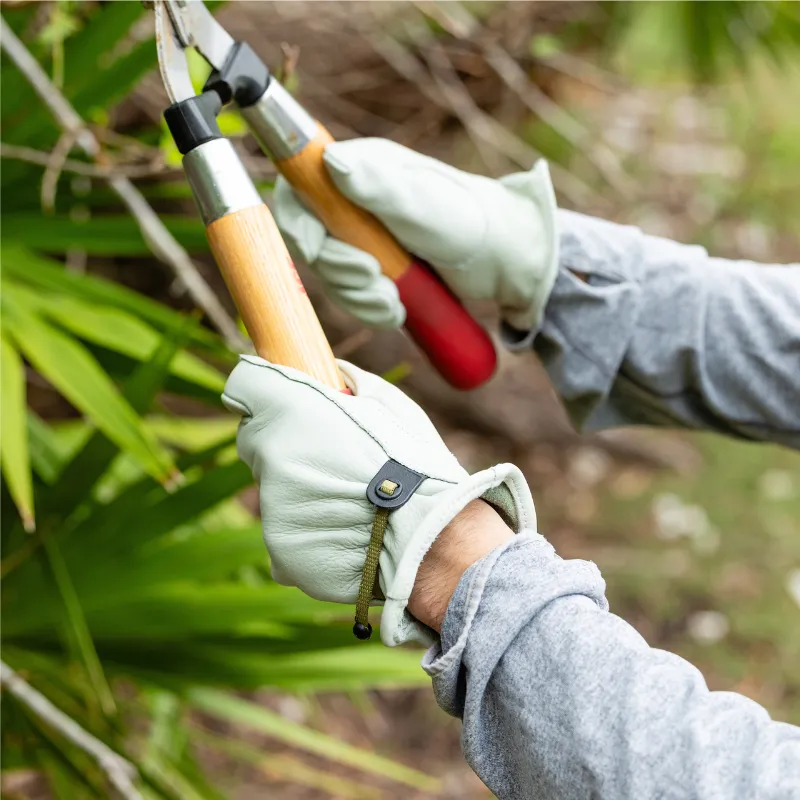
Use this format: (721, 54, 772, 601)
(241, 78, 318, 161)
(183, 138, 262, 226)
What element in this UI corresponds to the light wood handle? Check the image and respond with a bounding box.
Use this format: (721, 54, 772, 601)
(276, 124, 412, 281)
(206, 204, 345, 391)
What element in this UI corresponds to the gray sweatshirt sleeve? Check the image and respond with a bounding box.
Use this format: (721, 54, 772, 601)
(422, 534, 800, 800)
(522, 210, 800, 447)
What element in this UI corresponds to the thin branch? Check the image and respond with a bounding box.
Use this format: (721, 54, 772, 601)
(277, 41, 301, 86)
(41, 131, 76, 213)
(366, 15, 594, 205)
(416, 2, 633, 197)
(537, 51, 626, 94)
(413, 21, 516, 174)
(0, 661, 143, 800)
(0, 16, 247, 352)
(1, 142, 182, 180)
(361, 24, 497, 170)
(333, 328, 373, 359)
(301, 79, 398, 138)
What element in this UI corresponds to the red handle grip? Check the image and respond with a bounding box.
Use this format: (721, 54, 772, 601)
(394, 259, 497, 390)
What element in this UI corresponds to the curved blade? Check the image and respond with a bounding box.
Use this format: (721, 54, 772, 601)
(172, 0, 235, 72)
(155, 1, 195, 104)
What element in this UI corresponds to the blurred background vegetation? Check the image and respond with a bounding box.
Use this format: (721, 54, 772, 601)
(1, 2, 799, 798)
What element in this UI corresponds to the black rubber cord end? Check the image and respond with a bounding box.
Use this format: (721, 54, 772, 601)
(352, 622, 373, 640)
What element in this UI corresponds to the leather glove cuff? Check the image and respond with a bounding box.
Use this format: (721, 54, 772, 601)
(380, 463, 535, 647)
(496, 159, 560, 343)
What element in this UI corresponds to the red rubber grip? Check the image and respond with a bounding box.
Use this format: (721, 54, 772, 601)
(395, 258, 497, 390)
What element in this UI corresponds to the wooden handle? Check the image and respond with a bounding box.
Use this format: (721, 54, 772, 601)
(275, 124, 497, 390)
(206, 203, 345, 391)
(276, 125, 412, 281)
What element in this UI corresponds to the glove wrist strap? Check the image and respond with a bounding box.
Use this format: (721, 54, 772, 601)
(353, 460, 427, 640)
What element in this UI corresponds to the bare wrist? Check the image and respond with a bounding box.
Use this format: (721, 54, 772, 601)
(408, 499, 514, 632)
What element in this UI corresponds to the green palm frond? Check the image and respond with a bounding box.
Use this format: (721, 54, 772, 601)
(1, 4, 432, 796)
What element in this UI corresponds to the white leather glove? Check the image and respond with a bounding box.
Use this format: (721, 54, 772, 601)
(222, 356, 536, 647)
(273, 138, 559, 337)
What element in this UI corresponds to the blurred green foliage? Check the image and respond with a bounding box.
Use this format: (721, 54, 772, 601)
(1, 4, 431, 797)
(606, 0, 800, 82)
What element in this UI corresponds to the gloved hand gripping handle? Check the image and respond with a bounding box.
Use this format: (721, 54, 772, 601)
(239, 79, 498, 390)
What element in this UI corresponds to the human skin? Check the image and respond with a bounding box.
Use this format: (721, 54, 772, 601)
(408, 499, 514, 632)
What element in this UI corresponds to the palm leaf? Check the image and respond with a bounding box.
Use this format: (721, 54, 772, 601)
(7, 282, 224, 394)
(189, 689, 440, 792)
(41, 324, 195, 523)
(2, 246, 225, 356)
(39, 531, 116, 716)
(1, 333, 35, 530)
(27, 412, 69, 485)
(195, 730, 382, 799)
(3, 213, 208, 256)
(2, 290, 178, 488)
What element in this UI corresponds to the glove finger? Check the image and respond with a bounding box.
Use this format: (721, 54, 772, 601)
(222, 355, 337, 421)
(338, 360, 413, 414)
(222, 356, 352, 471)
(321, 138, 491, 272)
(322, 276, 406, 331)
(337, 360, 454, 456)
(272, 176, 327, 264)
(314, 237, 383, 290)
(224, 356, 464, 486)
(274, 181, 406, 330)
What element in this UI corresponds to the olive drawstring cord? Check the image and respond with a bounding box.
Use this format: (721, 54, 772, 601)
(353, 480, 396, 639)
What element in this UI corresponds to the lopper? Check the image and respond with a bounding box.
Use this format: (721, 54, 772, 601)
(154, 0, 498, 390)
(154, 0, 345, 390)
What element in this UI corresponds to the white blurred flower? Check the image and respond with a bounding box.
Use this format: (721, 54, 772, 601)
(759, 470, 795, 501)
(734, 222, 770, 261)
(568, 447, 611, 489)
(652, 494, 685, 540)
(275, 696, 307, 724)
(691, 526, 721, 555)
(687, 611, 730, 644)
(787, 570, 800, 610)
(652, 493, 718, 552)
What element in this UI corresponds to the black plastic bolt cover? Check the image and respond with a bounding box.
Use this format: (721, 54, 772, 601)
(204, 41, 270, 108)
(164, 41, 270, 154)
(366, 460, 427, 510)
(164, 91, 223, 155)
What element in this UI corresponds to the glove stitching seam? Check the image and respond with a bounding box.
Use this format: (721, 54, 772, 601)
(239, 357, 460, 485)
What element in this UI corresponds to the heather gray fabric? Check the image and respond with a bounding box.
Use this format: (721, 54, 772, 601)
(527, 209, 800, 447)
(423, 533, 800, 799)
(419, 212, 800, 798)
